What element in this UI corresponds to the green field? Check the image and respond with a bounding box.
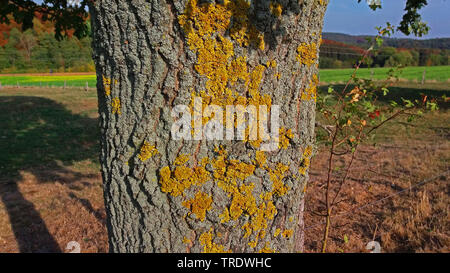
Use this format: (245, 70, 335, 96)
(0, 66, 448, 87)
(319, 65, 450, 83)
(0, 74, 96, 88)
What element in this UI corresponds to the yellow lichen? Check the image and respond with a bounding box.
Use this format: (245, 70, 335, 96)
(111, 97, 121, 115)
(299, 146, 313, 176)
(279, 127, 294, 149)
(182, 191, 213, 221)
(229, 183, 257, 220)
(227, 0, 265, 50)
(158, 146, 287, 248)
(183, 237, 192, 245)
(179, 0, 271, 146)
(159, 166, 188, 197)
(242, 222, 252, 238)
(199, 229, 231, 253)
(102, 76, 117, 97)
(159, 156, 211, 197)
(138, 141, 158, 162)
(270, 59, 277, 68)
(296, 42, 318, 67)
(174, 154, 190, 166)
(211, 146, 256, 196)
(251, 201, 277, 237)
(267, 163, 290, 196)
(102, 75, 112, 96)
(248, 240, 258, 248)
(228, 56, 249, 85)
(255, 151, 267, 167)
(259, 242, 276, 253)
(301, 74, 318, 102)
(282, 229, 293, 238)
(155, 1, 311, 250)
(219, 207, 230, 223)
(274, 228, 281, 237)
(233, 196, 278, 242)
(270, 2, 283, 17)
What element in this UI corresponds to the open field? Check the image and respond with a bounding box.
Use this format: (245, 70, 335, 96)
(320, 65, 450, 83)
(0, 83, 448, 253)
(0, 65, 448, 88)
(0, 73, 96, 88)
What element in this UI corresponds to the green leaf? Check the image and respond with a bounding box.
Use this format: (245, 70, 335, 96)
(376, 37, 384, 47)
(427, 102, 438, 111)
(402, 98, 414, 108)
(344, 235, 349, 244)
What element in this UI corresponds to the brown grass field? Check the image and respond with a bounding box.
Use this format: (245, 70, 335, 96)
(0, 84, 448, 253)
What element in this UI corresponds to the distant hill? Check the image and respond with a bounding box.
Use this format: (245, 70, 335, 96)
(322, 32, 450, 50)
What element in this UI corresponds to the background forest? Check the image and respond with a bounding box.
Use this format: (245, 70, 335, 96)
(0, 17, 448, 73)
(0, 17, 93, 73)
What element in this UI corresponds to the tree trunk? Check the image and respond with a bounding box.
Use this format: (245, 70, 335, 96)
(89, 0, 327, 253)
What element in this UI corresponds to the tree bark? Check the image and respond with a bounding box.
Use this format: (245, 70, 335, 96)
(89, 0, 327, 253)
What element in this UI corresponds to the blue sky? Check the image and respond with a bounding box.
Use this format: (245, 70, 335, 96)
(323, 0, 450, 38)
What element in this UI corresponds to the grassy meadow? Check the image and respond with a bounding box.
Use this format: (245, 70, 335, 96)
(319, 65, 450, 83)
(0, 74, 96, 88)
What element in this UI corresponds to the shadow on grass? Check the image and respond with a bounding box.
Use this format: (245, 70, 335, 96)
(0, 96, 99, 253)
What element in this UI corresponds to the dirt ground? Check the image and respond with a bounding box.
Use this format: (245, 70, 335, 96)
(305, 141, 449, 253)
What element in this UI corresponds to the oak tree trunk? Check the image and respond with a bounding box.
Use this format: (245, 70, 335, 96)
(89, 0, 327, 253)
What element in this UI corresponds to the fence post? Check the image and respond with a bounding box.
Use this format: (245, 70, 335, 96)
(371, 69, 374, 80)
(0, 81, 2, 90)
(17, 81, 20, 88)
(422, 69, 426, 85)
(85, 81, 89, 91)
(64, 80, 67, 89)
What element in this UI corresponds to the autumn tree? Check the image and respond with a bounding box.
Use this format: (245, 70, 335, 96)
(0, 0, 429, 253)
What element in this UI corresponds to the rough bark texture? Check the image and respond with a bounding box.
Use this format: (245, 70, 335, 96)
(89, 0, 327, 253)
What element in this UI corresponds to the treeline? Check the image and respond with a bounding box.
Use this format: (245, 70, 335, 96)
(322, 32, 450, 50)
(0, 18, 93, 73)
(319, 39, 449, 69)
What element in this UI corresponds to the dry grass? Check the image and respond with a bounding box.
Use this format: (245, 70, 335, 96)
(0, 86, 107, 253)
(0, 168, 107, 252)
(305, 110, 449, 253)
